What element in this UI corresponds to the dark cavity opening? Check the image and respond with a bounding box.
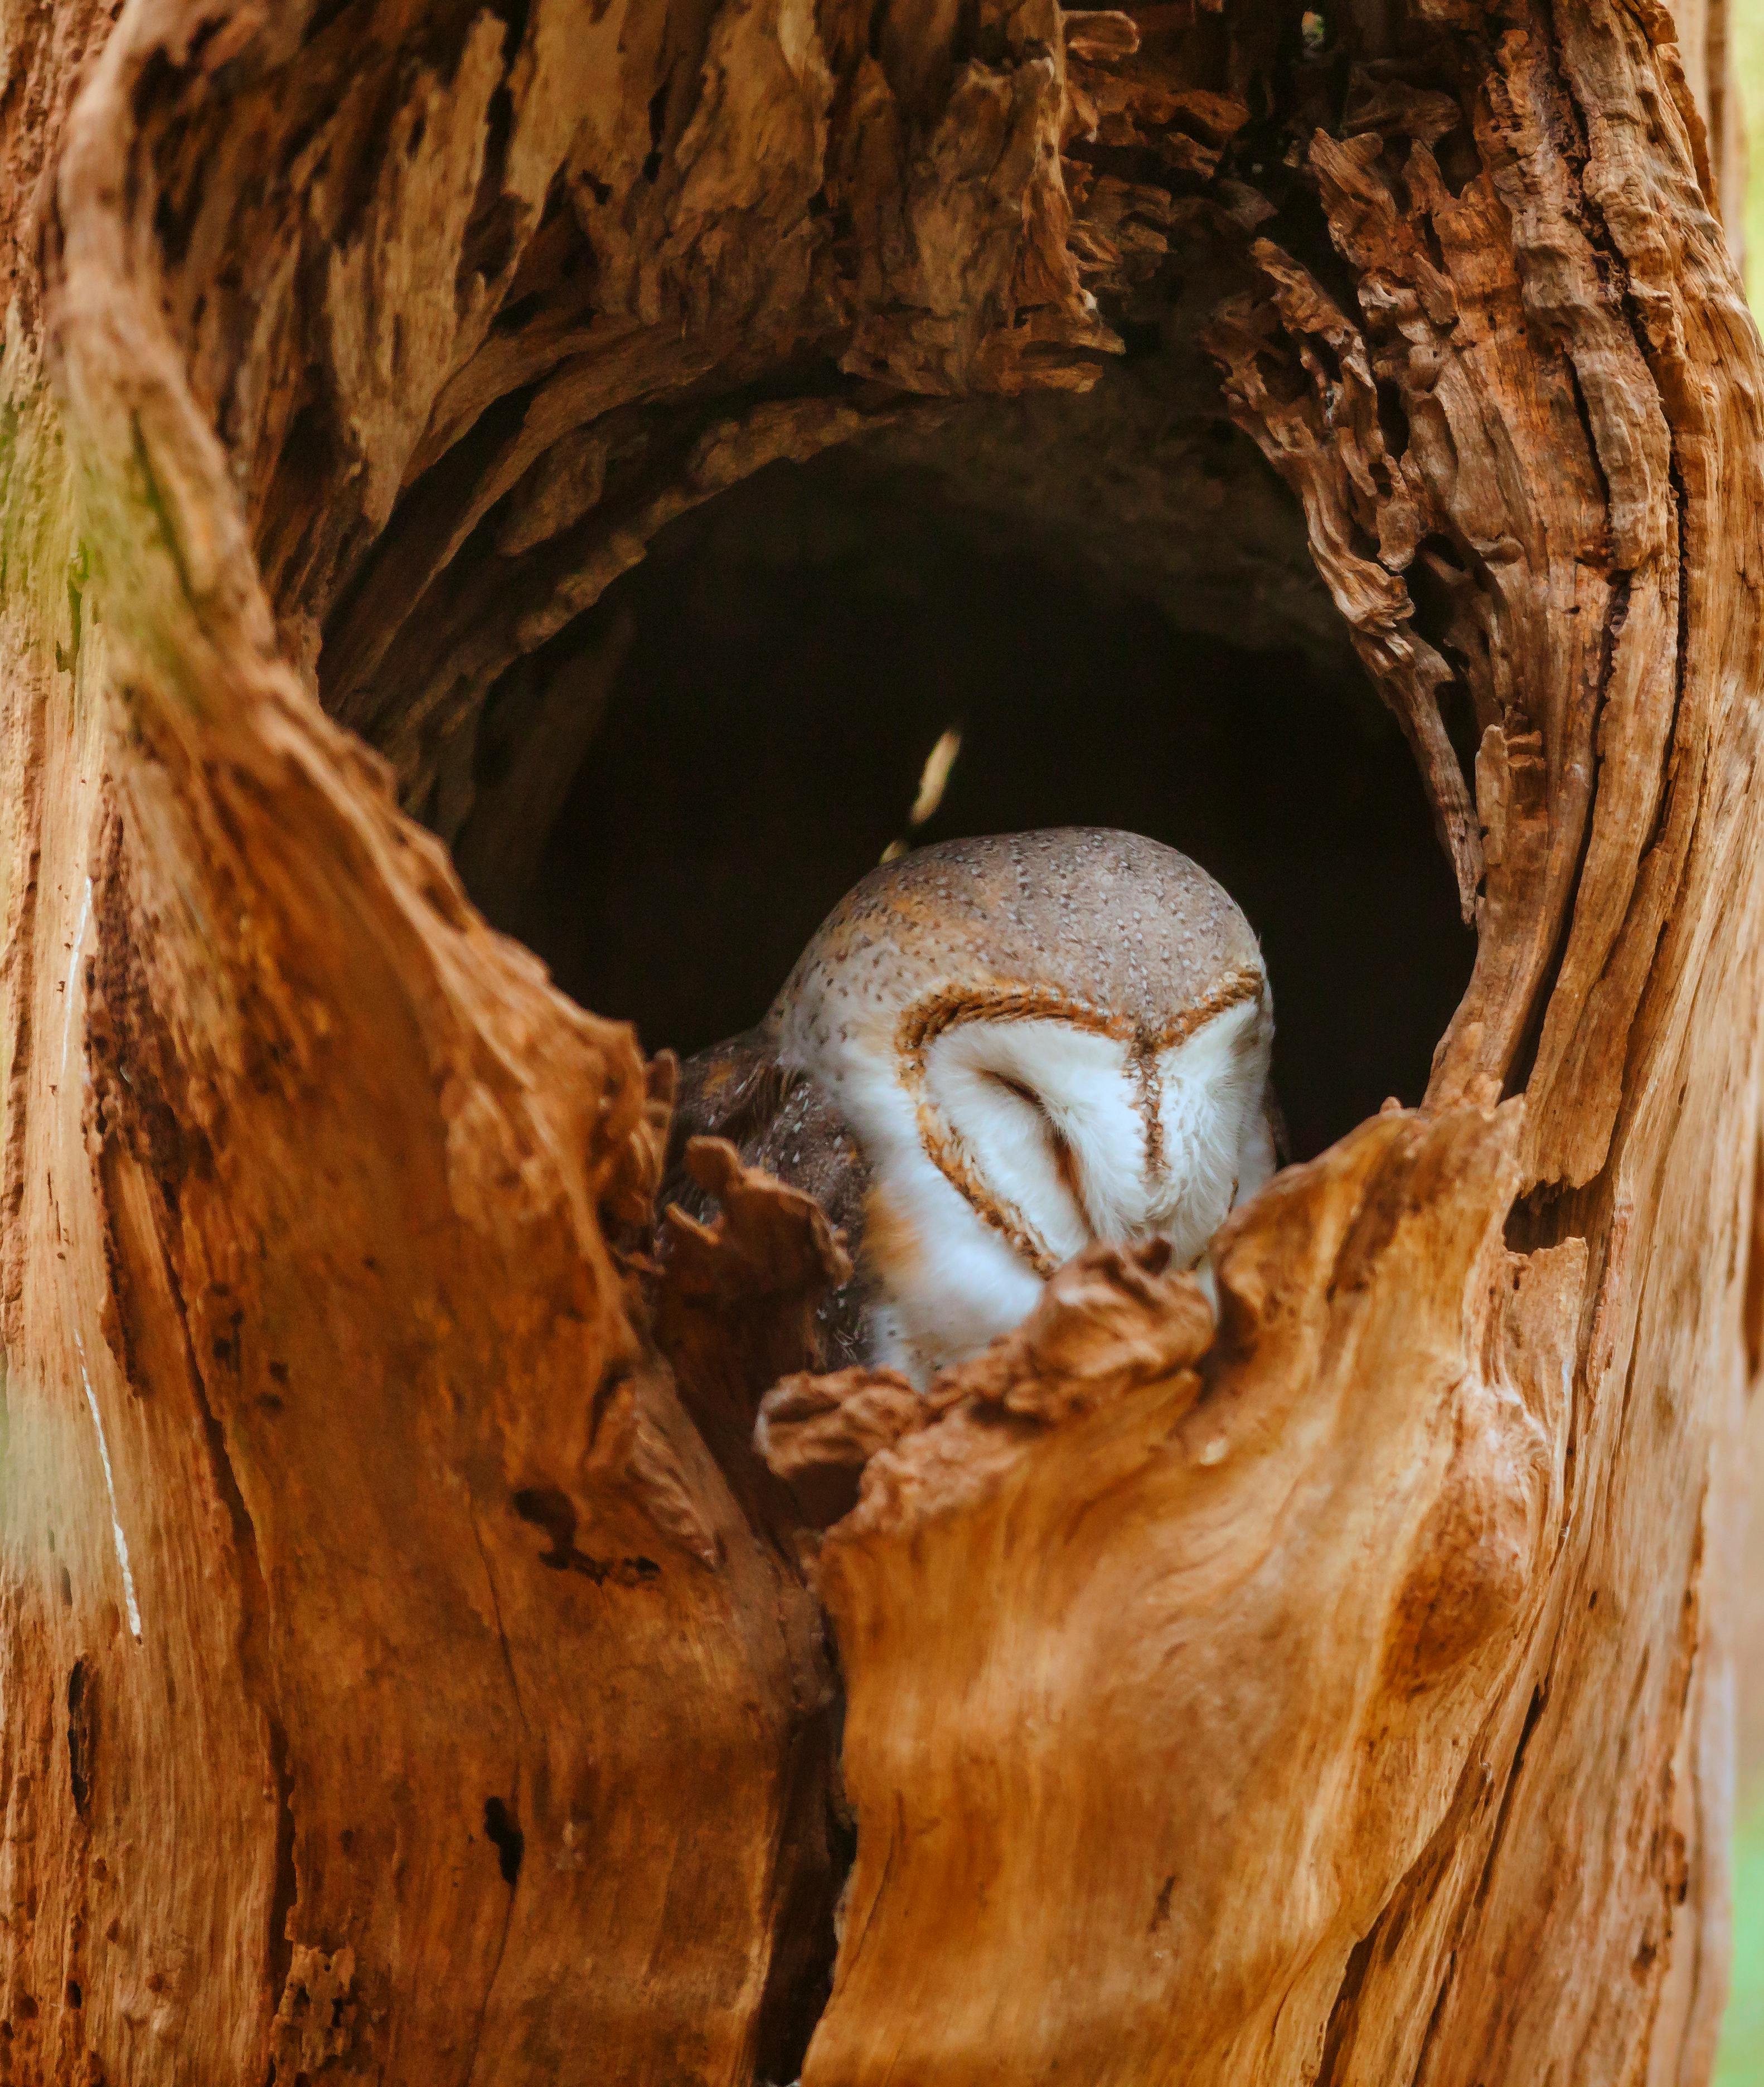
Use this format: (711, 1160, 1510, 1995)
(482, 1797, 525, 1887)
(456, 446, 1475, 1163)
(66, 1659, 93, 1819)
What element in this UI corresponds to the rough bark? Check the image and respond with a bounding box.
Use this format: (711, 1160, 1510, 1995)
(0, 0, 1758, 2084)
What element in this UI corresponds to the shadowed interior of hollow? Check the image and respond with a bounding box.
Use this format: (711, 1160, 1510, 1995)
(458, 454, 1477, 1164)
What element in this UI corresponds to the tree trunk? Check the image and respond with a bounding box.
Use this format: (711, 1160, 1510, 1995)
(0, 0, 1757, 2082)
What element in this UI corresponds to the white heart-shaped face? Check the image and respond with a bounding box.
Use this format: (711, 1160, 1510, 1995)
(917, 993, 1274, 1278)
(798, 977, 1276, 1386)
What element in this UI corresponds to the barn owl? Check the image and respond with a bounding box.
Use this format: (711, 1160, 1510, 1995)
(664, 828, 1278, 1388)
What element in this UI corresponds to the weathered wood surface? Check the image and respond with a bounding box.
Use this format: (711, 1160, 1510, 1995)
(0, 0, 1758, 2082)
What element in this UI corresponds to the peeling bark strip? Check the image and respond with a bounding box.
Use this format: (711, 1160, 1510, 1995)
(0, 0, 1758, 2081)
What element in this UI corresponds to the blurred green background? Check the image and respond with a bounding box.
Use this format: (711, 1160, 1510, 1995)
(1725, 15, 1764, 2071)
(1727, 1778, 1764, 2083)
(1671, 9, 1764, 2071)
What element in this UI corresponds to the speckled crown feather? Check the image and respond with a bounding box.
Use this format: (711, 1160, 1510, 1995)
(771, 828, 1265, 1062)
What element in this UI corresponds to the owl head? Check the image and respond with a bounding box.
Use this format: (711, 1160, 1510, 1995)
(771, 829, 1276, 1383)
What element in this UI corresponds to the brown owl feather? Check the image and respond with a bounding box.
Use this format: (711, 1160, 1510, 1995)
(661, 1023, 876, 1370)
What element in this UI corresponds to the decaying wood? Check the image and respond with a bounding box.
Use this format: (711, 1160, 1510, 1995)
(767, 1115, 1572, 2080)
(0, 0, 1760, 2080)
(1203, 11, 1761, 1200)
(655, 1135, 855, 1530)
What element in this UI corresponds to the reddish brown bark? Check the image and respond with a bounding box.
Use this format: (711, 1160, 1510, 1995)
(0, 0, 1757, 2080)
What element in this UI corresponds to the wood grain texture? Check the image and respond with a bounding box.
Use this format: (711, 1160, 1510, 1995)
(768, 1112, 1571, 2081)
(0, 0, 1757, 2079)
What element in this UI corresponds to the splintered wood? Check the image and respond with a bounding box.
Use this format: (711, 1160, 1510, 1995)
(0, 0, 1760, 2081)
(766, 1112, 1572, 2082)
(1202, 29, 1757, 1196)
